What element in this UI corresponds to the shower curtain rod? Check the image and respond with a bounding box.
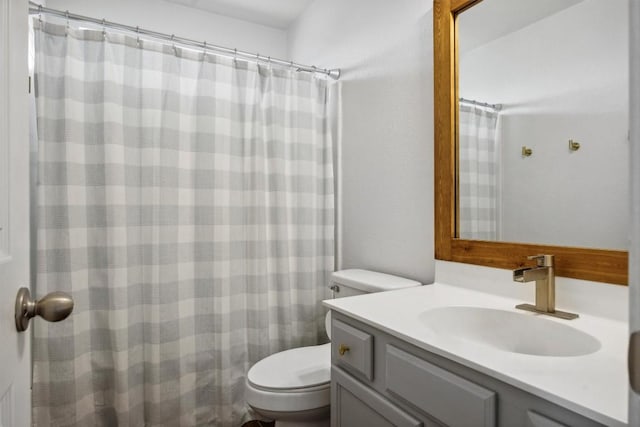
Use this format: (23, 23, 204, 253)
(460, 97, 502, 111)
(28, 2, 341, 80)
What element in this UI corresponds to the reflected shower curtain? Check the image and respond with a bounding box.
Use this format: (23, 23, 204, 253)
(32, 21, 334, 426)
(458, 105, 499, 240)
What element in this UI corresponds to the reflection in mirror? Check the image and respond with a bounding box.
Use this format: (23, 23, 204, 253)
(457, 0, 629, 250)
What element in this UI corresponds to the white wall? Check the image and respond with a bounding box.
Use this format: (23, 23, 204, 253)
(288, 0, 435, 284)
(44, 0, 288, 59)
(460, 0, 629, 250)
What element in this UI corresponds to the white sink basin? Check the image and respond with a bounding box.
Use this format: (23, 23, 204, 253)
(419, 306, 601, 357)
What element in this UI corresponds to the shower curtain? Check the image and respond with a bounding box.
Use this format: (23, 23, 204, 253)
(32, 21, 335, 426)
(458, 104, 500, 240)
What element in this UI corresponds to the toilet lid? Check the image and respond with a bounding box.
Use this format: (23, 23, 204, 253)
(247, 343, 331, 391)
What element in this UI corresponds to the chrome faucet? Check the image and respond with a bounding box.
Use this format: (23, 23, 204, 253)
(513, 255, 578, 320)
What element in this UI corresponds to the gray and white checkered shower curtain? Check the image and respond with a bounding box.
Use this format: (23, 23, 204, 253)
(32, 21, 334, 426)
(458, 105, 499, 240)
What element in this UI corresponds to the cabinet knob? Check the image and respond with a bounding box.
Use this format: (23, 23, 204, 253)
(338, 344, 350, 356)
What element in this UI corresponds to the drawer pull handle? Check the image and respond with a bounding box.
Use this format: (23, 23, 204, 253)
(338, 344, 350, 356)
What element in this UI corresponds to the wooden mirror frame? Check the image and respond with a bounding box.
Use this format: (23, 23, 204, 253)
(433, 0, 628, 285)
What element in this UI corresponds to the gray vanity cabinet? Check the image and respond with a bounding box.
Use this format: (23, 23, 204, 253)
(330, 312, 606, 427)
(332, 366, 425, 427)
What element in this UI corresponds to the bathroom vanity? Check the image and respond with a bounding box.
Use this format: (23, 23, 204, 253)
(324, 284, 628, 427)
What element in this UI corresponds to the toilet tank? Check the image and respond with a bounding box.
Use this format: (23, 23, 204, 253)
(329, 269, 421, 298)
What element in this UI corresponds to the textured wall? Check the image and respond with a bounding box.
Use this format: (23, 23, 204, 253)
(288, 0, 435, 284)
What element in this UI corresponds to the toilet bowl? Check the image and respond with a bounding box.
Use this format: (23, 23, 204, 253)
(245, 343, 331, 427)
(245, 269, 421, 426)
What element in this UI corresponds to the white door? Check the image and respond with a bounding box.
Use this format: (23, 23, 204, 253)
(631, 1, 640, 425)
(0, 0, 30, 426)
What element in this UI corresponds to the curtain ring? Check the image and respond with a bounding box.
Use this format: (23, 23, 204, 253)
(65, 10, 69, 36)
(38, 4, 42, 24)
(101, 18, 106, 40)
(202, 41, 207, 59)
(171, 34, 177, 55)
(136, 26, 141, 47)
(233, 48, 238, 64)
(267, 56, 272, 70)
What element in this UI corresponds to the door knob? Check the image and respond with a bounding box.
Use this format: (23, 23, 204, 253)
(630, 330, 640, 393)
(15, 287, 74, 332)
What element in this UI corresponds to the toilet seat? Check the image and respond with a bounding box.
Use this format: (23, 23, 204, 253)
(248, 343, 331, 391)
(246, 343, 331, 413)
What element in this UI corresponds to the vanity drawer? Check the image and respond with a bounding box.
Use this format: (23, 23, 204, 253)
(385, 345, 496, 427)
(332, 318, 374, 380)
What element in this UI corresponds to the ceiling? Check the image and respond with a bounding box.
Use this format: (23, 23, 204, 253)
(162, 0, 314, 29)
(458, 0, 584, 53)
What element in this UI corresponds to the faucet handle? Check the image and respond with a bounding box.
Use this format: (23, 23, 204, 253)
(527, 254, 554, 267)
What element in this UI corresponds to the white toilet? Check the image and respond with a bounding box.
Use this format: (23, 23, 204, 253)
(245, 269, 421, 427)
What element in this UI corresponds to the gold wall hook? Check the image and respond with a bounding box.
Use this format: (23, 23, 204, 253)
(521, 146, 532, 157)
(569, 139, 580, 151)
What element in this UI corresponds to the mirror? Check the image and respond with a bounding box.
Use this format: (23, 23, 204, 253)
(433, 0, 628, 284)
(457, 0, 628, 250)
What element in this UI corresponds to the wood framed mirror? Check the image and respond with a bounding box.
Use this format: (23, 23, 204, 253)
(433, 0, 628, 285)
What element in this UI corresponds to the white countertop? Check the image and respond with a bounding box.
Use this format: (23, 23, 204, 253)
(323, 283, 628, 426)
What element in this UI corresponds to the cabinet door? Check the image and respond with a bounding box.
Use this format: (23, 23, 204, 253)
(385, 345, 496, 427)
(332, 367, 423, 427)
